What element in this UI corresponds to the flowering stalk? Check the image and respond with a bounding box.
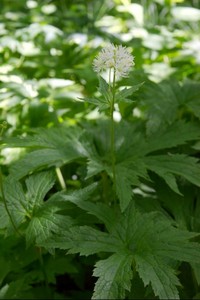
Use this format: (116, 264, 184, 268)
(110, 68, 116, 196)
(93, 43, 134, 198)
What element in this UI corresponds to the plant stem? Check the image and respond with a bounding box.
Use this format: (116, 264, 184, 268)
(110, 69, 116, 199)
(37, 247, 51, 296)
(55, 167, 66, 190)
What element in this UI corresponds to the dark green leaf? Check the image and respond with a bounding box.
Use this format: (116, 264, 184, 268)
(92, 252, 133, 300)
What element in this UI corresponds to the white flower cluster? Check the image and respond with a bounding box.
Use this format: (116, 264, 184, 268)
(93, 43, 134, 78)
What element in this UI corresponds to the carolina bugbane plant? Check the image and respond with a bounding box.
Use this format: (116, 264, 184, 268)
(2, 43, 200, 300)
(93, 43, 134, 199)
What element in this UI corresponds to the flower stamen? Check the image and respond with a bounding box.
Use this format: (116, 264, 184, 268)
(93, 43, 134, 78)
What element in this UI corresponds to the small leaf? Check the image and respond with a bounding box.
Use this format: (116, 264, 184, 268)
(116, 82, 144, 104)
(98, 76, 111, 103)
(81, 97, 110, 111)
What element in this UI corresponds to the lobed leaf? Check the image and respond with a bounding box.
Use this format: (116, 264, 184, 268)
(42, 225, 123, 256)
(145, 154, 200, 194)
(92, 252, 133, 300)
(26, 208, 74, 247)
(135, 254, 180, 299)
(25, 170, 55, 212)
(115, 82, 144, 104)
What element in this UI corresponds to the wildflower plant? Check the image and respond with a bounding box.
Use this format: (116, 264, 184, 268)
(1, 40, 200, 300)
(92, 43, 136, 199)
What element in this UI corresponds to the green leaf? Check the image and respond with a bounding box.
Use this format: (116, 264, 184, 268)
(181, 80, 200, 119)
(135, 254, 180, 299)
(40, 198, 200, 300)
(2, 171, 56, 234)
(0, 278, 31, 300)
(43, 225, 123, 256)
(0, 202, 9, 230)
(113, 206, 200, 299)
(139, 79, 181, 135)
(116, 82, 144, 104)
(145, 120, 200, 155)
(98, 75, 111, 102)
(10, 149, 67, 180)
(92, 252, 133, 300)
(84, 120, 200, 212)
(86, 158, 107, 178)
(115, 158, 148, 211)
(3, 176, 28, 229)
(82, 76, 112, 111)
(25, 170, 55, 212)
(145, 154, 200, 194)
(81, 97, 110, 111)
(26, 206, 74, 247)
(58, 183, 117, 232)
(8, 126, 86, 179)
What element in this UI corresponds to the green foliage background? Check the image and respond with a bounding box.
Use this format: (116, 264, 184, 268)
(0, 0, 200, 299)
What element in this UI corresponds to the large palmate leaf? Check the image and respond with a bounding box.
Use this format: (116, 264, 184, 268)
(85, 120, 200, 211)
(25, 170, 55, 212)
(1, 170, 75, 244)
(92, 252, 133, 300)
(2, 178, 94, 248)
(41, 198, 200, 300)
(51, 183, 117, 231)
(137, 79, 181, 135)
(180, 80, 200, 120)
(5, 126, 87, 179)
(144, 154, 200, 194)
(136, 79, 200, 135)
(26, 206, 74, 247)
(135, 254, 180, 299)
(144, 120, 200, 154)
(4, 117, 200, 211)
(52, 226, 123, 256)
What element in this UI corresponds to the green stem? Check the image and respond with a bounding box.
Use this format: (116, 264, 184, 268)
(56, 167, 66, 190)
(110, 69, 116, 199)
(37, 247, 51, 296)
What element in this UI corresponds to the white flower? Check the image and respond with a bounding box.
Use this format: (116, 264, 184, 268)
(93, 43, 134, 78)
